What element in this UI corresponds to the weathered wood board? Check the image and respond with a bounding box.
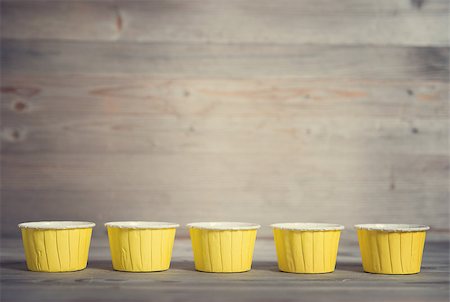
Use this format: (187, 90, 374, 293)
(1, 75, 448, 237)
(1, 0, 448, 46)
(0, 0, 448, 240)
(1, 237, 449, 302)
(1, 76, 448, 153)
(1, 40, 448, 80)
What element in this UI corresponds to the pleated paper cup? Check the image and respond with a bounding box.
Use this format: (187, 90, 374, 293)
(187, 222, 260, 273)
(355, 224, 429, 275)
(105, 221, 179, 272)
(271, 223, 344, 274)
(18, 221, 95, 272)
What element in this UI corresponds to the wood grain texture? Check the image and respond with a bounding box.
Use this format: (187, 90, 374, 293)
(1, 0, 449, 242)
(2, 186, 448, 238)
(1, 151, 448, 236)
(1, 76, 448, 155)
(1, 0, 448, 46)
(0, 75, 448, 237)
(1, 40, 448, 80)
(1, 237, 449, 302)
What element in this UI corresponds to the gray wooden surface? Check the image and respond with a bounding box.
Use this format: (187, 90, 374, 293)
(2, 41, 449, 79)
(1, 0, 449, 238)
(1, 0, 448, 46)
(1, 1, 448, 300)
(1, 235, 449, 302)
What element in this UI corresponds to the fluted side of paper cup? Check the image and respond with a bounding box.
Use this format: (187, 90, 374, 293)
(107, 227, 176, 272)
(189, 229, 257, 273)
(21, 228, 93, 272)
(357, 229, 426, 274)
(273, 229, 341, 273)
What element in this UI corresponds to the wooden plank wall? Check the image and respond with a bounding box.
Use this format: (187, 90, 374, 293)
(0, 0, 448, 237)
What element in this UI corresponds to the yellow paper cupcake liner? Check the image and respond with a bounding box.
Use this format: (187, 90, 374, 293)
(272, 223, 343, 274)
(106, 222, 178, 272)
(356, 224, 428, 274)
(19, 221, 94, 272)
(188, 222, 259, 273)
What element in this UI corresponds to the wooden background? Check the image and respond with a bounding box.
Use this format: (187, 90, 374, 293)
(1, 0, 448, 238)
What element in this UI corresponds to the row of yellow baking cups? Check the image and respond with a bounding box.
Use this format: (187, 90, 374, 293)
(18, 221, 429, 275)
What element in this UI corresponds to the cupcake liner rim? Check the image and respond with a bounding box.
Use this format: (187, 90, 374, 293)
(354, 224, 430, 232)
(187, 222, 260, 230)
(18, 221, 96, 230)
(105, 221, 180, 229)
(270, 223, 344, 231)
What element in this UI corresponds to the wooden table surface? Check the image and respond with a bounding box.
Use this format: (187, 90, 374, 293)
(1, 0, 449, 239)
(1, 234, 448, 302)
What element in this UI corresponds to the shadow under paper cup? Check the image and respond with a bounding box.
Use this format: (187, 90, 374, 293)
(187, 222, 260, 273)
(105, 221, 179, 272)
(18, 221, 95, 272)
(271, 223, 344, 274)
(355, 224, 429, 275)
